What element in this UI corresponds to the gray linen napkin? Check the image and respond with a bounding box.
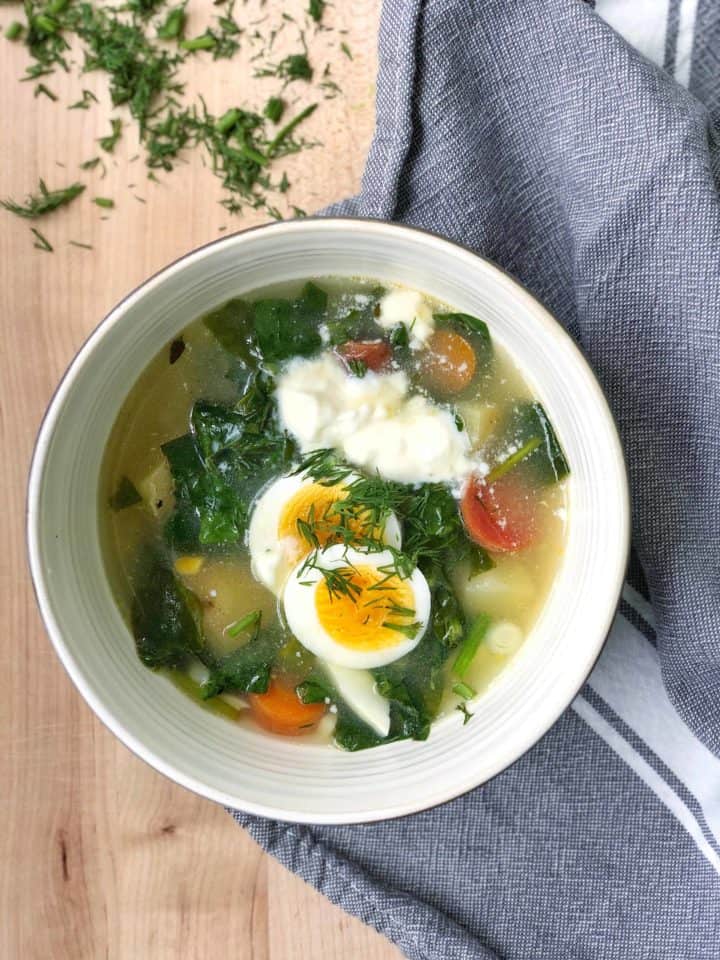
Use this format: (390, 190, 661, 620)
(233, 1, 720, 956)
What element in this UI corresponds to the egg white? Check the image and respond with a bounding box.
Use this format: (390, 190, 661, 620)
(283, 544, 430, 669)
(248, 473, 402, 597)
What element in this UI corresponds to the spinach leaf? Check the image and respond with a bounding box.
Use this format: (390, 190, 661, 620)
(108, 475, 141, 511)
(296, 674, 333, 704)
(131, 547, 205, 668)
(325, 285, 386, 345)
(202, 298, 259, 366)
(506, 402, 570, 485)
(191, 401, 246, 459)
(252, 281, 326, 362)
(202, 629, 284, 698)
(401, 483, 493, 575)
(161, 433, 247, 549)
(438, 311, 491, 346)
(334, 707, 385, 751)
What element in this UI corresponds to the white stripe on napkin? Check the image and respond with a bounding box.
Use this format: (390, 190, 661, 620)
(674, 0, 699, 85)
(594, 0, 670, 69)
(573, 694, 720, 874)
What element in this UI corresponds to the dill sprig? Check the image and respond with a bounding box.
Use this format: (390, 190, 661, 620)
(1, 179, 85, 218)
(30, 226, 53, 251)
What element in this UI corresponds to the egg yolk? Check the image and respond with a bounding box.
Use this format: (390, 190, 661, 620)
(315, 565, 417, 651)
(277, 483, 381, 563)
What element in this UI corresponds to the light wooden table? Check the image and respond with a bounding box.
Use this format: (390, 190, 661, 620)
(0, 2, 403, 956)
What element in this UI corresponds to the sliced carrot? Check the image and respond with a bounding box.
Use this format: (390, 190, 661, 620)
(421, 329, 477, 395)
(248, 678, 326, 736)
(337, 339, 392, 372)
(460, 473, 536, 553)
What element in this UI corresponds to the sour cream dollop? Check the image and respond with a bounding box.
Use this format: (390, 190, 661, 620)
(276, 353, 473, 485)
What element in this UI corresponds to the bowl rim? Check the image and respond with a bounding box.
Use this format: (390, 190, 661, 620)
(26, 216, 631, 823)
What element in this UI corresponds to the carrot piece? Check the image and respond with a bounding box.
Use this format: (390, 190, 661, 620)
(337, 339, 392, 372)
(460, 474, 536, 553)
(421, 329, 477, 395)
(248, 678, 326, 736)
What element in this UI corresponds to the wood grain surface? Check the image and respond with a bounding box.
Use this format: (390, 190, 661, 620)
(0, 2, 403, 956)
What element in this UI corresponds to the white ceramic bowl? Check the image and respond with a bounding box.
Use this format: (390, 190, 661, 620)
(27, 219, 629, 824)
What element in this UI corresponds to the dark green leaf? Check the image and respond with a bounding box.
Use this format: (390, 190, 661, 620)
(202, 630, 283, 697)
(131, 547, 204, 668)
(505, 402, 570, 485)
(202, 298, 258, 366)
(191, 400, 246, 459)
(108, 475, 142, 511)
(252, 290, 323, 362)
(263, 96, 284, 123)
(296, 675, 333, 704)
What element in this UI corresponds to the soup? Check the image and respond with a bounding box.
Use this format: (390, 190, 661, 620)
(101, 278, 568, 750)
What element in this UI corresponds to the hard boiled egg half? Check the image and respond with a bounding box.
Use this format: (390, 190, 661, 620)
(248, 472, 402, 596)
(284, 545, 431, 669)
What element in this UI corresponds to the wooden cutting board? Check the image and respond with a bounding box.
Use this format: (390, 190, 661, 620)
(0, 0, 402, 955)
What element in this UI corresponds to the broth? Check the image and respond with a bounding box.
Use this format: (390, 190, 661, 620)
(101, 277, 568, 749)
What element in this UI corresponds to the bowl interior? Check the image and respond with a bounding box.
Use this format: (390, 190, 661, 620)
(28, 219, 629, 823)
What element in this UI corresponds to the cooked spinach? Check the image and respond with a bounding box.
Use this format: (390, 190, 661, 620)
(202, 298, 258, 366)
(201, 628, 283, 698)
(438, 311, 491, 347)
(506, 402, 570, 485)
(108, 475, 142, 511)
(252, 281, 326, 362)
(296, 674, 333, 704)
(131, 547, 205, 668)
(161, 433, 247, 549)
(162, 370, 296, 550)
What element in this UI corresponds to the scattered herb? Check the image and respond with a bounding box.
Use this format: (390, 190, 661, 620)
(69, 89, 99, 109)
(157, 4, 186, 40)
(34, 82, 57, 100)
(457, 702, 474, 725)
(1, 179, 85, 218)
(263, 95, 284, 123)
(30, 226, 53, 251)
(5, 20, 23, 40)
(69, 240, 93, 249)
(180, 31, 216, 52)
(99, 118, 122, 152)
(267, 102, 317, 155)
(308, 0, 325, 23)
(340, 41, 352, 59)
(93, 196, 114, 208)
(80, 156, 102, 170)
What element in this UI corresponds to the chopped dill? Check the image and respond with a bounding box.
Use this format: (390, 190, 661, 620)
(69, 239, 93, 249)
(456, 702, 474, 725)
(308, 0, 325, 23)
(98, 118, 122, 152)
(1, 179, 85, 218)
(30, 227, 53, 251)
(7, 0, 343, 220)
(340, 41, 352, 60)
(34, 82, 57, 100)
(68, 89, 98, 109)
(157, 5, 186, 41)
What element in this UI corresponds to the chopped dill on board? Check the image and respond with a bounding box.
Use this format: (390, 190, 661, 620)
(2, 0, 345, 229)
(1, 180, 85, 218)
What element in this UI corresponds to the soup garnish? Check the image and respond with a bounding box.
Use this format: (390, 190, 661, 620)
(102, 278, 569, 750)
